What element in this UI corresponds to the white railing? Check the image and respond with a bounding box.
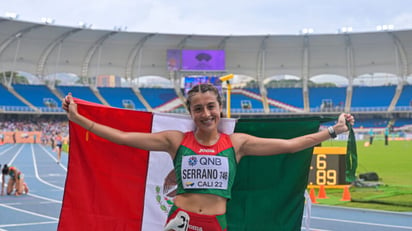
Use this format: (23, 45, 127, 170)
(231, 108, 265, 113)
(38, 107, 65, 112)
(310, 107, 345, 112)
(350, 107, 389, 112)
(0, 106, 34, 112)
(394, 106, 412, 111)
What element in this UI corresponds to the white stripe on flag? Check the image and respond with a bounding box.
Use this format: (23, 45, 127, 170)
(142, 113, 236, 230)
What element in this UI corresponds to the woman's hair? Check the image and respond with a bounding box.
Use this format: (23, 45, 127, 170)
(186, 83, 222, 112)
(2, 164, 9, 175)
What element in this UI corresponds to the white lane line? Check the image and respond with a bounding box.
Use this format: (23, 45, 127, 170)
(3, 144, 25, 165)
(312, 216, 412, 230)
(28, 192, 62, 204)
(0, 144, 19, 156)
(1, 202, 22, 206)
(38, 144, 67, 171)
(0, 221, 57, 228)
(0, 203, 58, 221)
(300, 227, 331, 231)
(30, 144, 64, 191)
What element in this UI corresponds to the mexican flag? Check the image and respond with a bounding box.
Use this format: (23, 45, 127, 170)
(58, 99, 326, 231)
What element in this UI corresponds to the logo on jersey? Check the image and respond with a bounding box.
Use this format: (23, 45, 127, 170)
(199, 148, 215, 153)
(185, 181, 195, 187)
(188, 156, 197, 166)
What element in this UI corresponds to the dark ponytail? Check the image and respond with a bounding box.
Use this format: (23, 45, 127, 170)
(2, 164, 9, 175)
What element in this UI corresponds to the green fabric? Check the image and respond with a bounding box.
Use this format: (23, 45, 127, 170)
(226, 116, 338, 231)
(168, 204, 178, 217)
(216, 213, 228, 230)
(345, 122, 358, 183)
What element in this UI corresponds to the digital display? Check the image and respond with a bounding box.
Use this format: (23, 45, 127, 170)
(181, 50, 225, 71)
(308, 147, 347, 186)
(184, 76, 222, 96)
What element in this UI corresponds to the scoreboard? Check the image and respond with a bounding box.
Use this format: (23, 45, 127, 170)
(308, 147, 347, 186)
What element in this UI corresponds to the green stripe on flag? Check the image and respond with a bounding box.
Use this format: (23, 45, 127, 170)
(345, 122, 358, 183)
(227, 116, 336, 231)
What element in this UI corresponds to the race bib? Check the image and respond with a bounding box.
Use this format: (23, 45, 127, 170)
(181, 155, 229, 189)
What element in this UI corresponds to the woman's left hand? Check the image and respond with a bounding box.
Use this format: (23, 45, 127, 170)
(335, 113, 355, 134)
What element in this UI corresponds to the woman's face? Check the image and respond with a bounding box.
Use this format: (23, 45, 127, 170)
(189, 91, 222, 132)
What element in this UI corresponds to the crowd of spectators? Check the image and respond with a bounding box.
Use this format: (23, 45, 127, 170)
(0, 117, 69, 145)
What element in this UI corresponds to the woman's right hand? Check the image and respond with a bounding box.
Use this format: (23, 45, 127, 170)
(62, 93, 78, 121)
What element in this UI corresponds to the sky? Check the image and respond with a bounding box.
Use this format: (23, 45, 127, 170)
(3, 0, 412, 35)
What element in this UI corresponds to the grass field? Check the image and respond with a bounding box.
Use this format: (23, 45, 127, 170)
(314, 138, 412, 212)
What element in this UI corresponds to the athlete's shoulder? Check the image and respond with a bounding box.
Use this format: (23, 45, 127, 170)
(229, 132, 251, 142)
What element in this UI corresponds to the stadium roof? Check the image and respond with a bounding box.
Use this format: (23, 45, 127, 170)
(1, 17, 411, 83)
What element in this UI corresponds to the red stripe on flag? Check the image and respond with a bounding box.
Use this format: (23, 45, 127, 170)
(58, 99, 153, 230)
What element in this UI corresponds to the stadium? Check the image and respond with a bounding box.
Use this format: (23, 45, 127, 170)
(1, 17, 412, 128)
(1, 15, 411, 231)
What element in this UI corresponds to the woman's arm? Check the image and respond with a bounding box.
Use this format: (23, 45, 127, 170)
(62, 94, 184, 155)
(1, 174, 4, 196)
(233, 113, 354, 160)
(14, 171, 20, 195)
(14, 171, 19, 183)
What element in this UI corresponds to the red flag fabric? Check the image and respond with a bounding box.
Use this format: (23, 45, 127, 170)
(58, 99, 153, 230)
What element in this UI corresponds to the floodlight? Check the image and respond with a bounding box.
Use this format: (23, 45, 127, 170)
(300, 28, 314, 35)
(79, 21, 92, 29)
(41, 17, 55, 24)
(113, 26, 127, 31)
(5, 12, 19, 20)
(376, 24, 394, 31)
(339, 27, 353, 33)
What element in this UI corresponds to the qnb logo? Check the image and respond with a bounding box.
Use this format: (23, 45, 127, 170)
(198, 148, 215, 153)
(188, 156, 197, 166)
(199, 157, 222, 166)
